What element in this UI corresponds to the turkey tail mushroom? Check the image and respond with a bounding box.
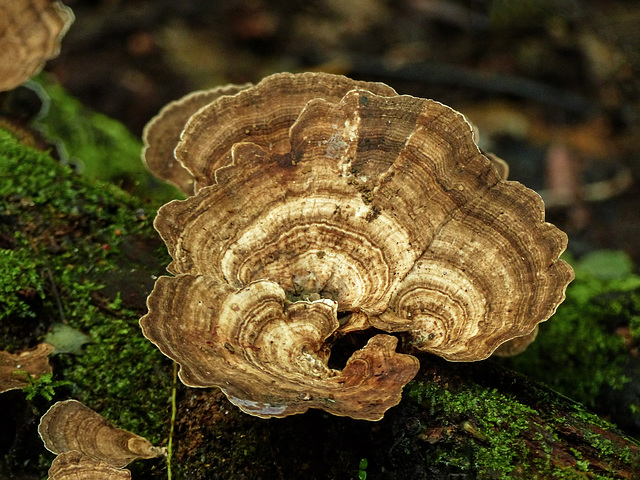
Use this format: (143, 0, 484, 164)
(142, 83, 252, 195)
(48, 451, 131, 480)
(140, 72, 574, 420)
(142, 276, 419, 420)
(38, 400, 164, 469)
(0, 343, 53, 394)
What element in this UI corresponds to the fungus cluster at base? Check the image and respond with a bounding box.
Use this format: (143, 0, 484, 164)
(140, 72, 574, 421)
(38, 400, 164, 479)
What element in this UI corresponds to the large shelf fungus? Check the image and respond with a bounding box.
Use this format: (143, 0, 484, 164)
(141, 72, 574, 420)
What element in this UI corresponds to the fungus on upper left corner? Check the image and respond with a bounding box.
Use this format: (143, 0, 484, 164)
(0, 0, 74, 92)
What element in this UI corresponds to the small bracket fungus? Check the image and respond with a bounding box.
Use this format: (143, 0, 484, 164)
(38, 400, 165, 469)
(141, 72, 574, 420)
(0, 342, 53, 394)
(0, 0, 74, 91)
(48, 451, 131, 480)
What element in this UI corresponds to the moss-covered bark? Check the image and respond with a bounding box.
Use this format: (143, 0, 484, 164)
(0, 128, 172, 478)
(501, 250, 640, 434)
(1, 125, 639, 479)
(168, 358, 640, 480)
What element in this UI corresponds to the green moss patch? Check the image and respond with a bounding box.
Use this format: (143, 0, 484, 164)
(31, 74, 180, 205)
(502, 251, 640, 415)
(0, 128, 172, 477)
(407, 373, 640, 479)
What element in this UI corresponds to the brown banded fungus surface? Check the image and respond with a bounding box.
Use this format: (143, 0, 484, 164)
(141, 72, 574, 420)
(38, 400, 164, 469)
(0, 343, 53, 394)
(0, 0, 74, 91)
(47, 451, 131, 480)
(142, 83, 252, 195)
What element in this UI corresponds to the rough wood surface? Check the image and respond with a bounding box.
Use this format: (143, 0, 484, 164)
(170, 355, 640, 479)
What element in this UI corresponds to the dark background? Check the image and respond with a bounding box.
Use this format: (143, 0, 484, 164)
(47, 0, 640, 264)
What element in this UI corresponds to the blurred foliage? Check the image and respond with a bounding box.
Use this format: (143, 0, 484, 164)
(488, 0, 558, 29)
(30, 74, 180, 206)
(45, 323, 92, 355)
(577, 250, 635, 280)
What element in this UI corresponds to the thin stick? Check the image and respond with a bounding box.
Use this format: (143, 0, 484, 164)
(167, 361, 178, 480)
(45, 268, 65, 322)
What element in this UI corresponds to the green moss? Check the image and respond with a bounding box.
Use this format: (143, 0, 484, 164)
(20, 372, 71, 401)
(59, 310, 172, 443)
(408, 381, 537, 478)
(502, 251, 640, 409)
(0, 126, 146, 224)
(553, 400, 639, 468)
(0, 249, 44, 321)
(407, 378, 639, 479)
(30, 74, 180, 205)
(0, 128, 172, 475)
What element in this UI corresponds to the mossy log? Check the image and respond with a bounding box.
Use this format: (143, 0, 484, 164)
(1, 128, 639, 479)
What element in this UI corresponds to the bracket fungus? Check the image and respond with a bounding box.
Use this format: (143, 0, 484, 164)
(142, 83, 251, 195)
(48, 451, 131, 480)
(0, 342, 53, 394)
(141, 72, 574, 420)
(38, 400, 164, 469)
(0, 0, 74, 92)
